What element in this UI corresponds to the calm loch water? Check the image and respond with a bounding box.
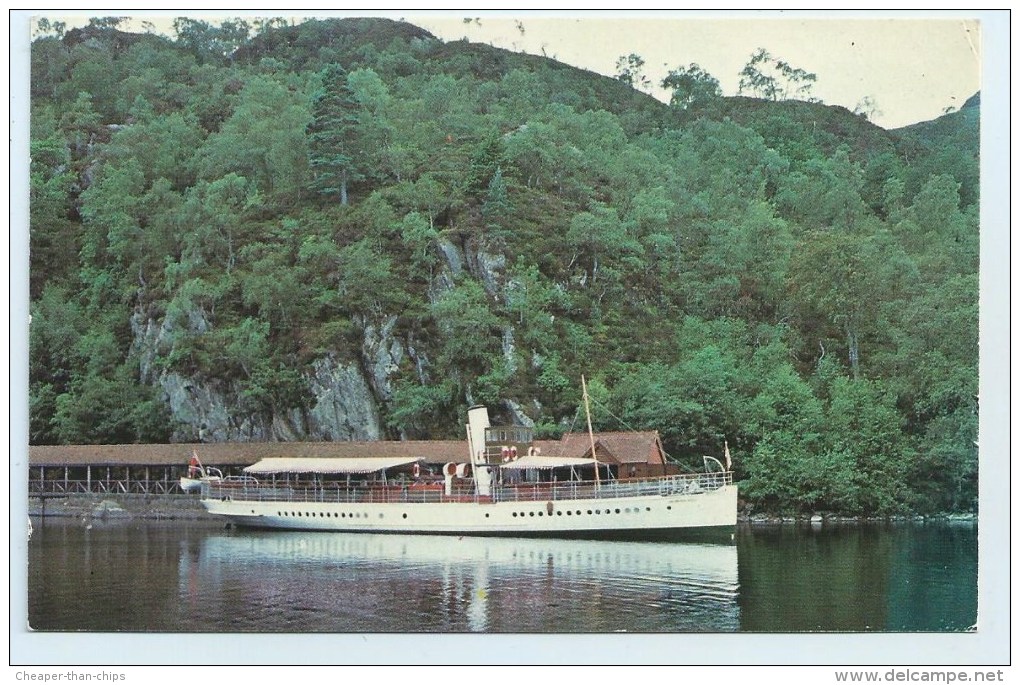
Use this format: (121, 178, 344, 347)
(26, 518, 976, 633)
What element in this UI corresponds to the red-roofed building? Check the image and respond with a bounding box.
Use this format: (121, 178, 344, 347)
(535, 431, 678, 479)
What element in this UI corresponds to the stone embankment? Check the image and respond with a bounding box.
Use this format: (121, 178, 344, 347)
(28, 493, 214, 521)
(737, 511, 977, 524)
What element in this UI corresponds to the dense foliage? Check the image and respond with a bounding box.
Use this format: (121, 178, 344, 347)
(28, 18, 979, 515)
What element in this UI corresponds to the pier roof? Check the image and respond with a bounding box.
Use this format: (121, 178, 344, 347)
(27, 441, 467, 467)
(28, 431, 667, 468)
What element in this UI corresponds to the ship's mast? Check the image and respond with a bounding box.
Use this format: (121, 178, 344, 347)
(581, 375, 601, 490)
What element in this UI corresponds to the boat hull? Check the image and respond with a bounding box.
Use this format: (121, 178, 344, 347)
(200, 484, 737, 538)
(180, 477, 203, 493)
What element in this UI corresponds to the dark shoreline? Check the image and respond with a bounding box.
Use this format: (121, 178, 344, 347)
(25, 492, 978, 525)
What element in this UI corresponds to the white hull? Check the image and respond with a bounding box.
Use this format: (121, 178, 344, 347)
(200, 484, 737, 537)
(181, 476, 223, 493)
(180, 477, 203, 493)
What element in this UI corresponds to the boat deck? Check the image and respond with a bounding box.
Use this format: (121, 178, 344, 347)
(203, 472, 733, 505)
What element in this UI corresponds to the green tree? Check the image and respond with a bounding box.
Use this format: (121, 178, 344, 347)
(823, 376, 911, 514)
(466, 131, 506, 198)
(739, 48, 818, 102)
(29, 135, 76, 296)
(614, 53, 651, 91)
(179, 173, 260, 274)
(173, 17, 250, 61)
(565, 202, 644, 309)
(59, 91, 103, 162)
(789, 221, 918, 380)
(199, 76, 311, 199)
(307, 65, 363, 205)
(430, 279, 502, 374)
(741, 363, 827, 512)
(661, 63, 722, 111)
(105, 110, 204, 189)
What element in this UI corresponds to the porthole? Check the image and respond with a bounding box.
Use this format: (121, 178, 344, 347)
(529, 512, 535, 517)
(587, 510, 592, 515)
(538, 511, 543, 516)
(667, 505, 672, 510)
(615, 509, 621, 514)
(485, 513, 490, 518)
(557, 511, 563, 516)
(512, 512, 518, 518)
(566, 511, 572, 516)
(645, 507, 651, 512)
(403, 513, 408, 519)
(379, 513, 384, 519)
(625, 508, 631, 514)
(595, 509, 601, 514)
(576, 510, 582, 515)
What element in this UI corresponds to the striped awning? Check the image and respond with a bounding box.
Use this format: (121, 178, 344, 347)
(498, 455, 597, 470)
(243, 457, 420, 475)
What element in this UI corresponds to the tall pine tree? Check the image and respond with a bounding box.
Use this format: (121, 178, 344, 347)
(307, 65, 361, 205)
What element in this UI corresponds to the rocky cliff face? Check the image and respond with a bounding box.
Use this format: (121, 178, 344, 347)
(129, 233, 525, 442)
(131, 309, 392, 442)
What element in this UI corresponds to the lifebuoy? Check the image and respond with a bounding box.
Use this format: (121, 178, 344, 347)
(444, 462, 458, 477)
(412, 463, 421, 479)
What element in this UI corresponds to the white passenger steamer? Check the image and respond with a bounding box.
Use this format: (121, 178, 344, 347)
(200, 391, 737, 538)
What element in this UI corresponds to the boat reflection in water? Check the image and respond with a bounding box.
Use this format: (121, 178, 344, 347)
(183, 531, 739, 632)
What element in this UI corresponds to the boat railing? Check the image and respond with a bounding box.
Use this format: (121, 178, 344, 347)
(498, 471, 732, 502)
(30, 479, 203, 496)
(201, 471, 732, 505)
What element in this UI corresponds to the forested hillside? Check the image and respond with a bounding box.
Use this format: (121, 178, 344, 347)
(28, 17, 979, 515)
